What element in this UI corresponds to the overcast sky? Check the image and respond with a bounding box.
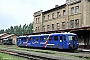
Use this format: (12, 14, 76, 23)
(0, 0, 66, 29)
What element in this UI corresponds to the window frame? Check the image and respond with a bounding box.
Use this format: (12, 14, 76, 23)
(70, 20, 74, 28)
(38, 17, 40, 23)
(75, 19, 79, 28)
(44, 16, 45, 20)
(49, 36, 52, 41)
(63, 10, 66, 16)
(35, 37, 38, 41)
(52, 24, 54, 30)
(36, 18, 37, 23)
(43, 25, 45, 32)
(47, 25, 50, 31)
(71, 7, 74, 14)
(52, 13, 54, 19)
(57, 23, 60, 30)
(76, 6, 79, 13)
(57, 12, 60, 18)
(54, 36, 58, 41)
(48, 14, 50, 20)
(62, 22, 66, 29)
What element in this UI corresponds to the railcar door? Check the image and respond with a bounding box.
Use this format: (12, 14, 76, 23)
(52, 35, 59, 48)
(58, 35, 66, 49)
(68, 35, 78, 49)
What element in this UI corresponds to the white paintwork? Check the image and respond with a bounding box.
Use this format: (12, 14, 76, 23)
(47, 44, 55, 45)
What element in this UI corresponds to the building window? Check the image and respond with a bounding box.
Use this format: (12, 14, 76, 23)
(48, 14, 50, 20)
(36, 27, 37, 32)
(57, 12, 60, 18)
(52, 13, 54, 19)
(71, 7, 74, 14)
(75, 19, 79, 28)
(57, 23, 60, 30)
(44, 16, 45, 20)
(63, 10, 66, 16)
(43, 25, 45, 31)
(52, 24, 54, 30)
(38, 26, 40, 30)
(36, 18, 37, 23)
(62, 22, 66, 29)
(70, 20, 74, 28)
(76, 6, 79, 13)
(47, 25, 50, 31)
(38, 17, 40, 23)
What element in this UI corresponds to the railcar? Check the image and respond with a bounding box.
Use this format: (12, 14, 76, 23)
(3, 39, 13, 45)
(17, 32, 79, 50)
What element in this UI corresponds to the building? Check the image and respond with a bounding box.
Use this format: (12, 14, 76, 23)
(33, 0, 90, 49)
(0, 33, 17, 44)
(0, 33, 10, 44)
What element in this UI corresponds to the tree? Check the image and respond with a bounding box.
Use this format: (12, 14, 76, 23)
(0, 22, 33, 35)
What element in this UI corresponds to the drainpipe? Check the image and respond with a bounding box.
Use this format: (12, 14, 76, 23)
(66, 3, 69, 29)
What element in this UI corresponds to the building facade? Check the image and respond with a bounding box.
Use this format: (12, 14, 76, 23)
(33, 0, 90, 49)
(33, 0, 90, 32)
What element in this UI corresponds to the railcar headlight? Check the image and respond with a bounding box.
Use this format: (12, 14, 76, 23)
(69, 43, 70, 45)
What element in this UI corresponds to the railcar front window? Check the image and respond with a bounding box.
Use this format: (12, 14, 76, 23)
(68, 35, 77, 41)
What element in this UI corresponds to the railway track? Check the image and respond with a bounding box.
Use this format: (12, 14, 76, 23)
(0, 48, 85, 60)
(0, 49, 57, 60)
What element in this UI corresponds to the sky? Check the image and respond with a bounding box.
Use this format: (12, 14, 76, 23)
(0, 0, 66, 29)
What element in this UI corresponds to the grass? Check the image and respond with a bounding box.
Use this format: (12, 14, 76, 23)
(0, 53, 28, 60)
(0, 45, 90, 60)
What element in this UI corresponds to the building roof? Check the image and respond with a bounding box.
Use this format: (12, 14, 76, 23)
(0, 33, 8, 36)
(43, 4, 66, 14)
(1, 34, 15, 39)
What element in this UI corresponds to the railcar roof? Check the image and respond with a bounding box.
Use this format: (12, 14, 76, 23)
(18, 36, 27, 38)
(28, 34, 50, 37)
(51, 33, 76, 35)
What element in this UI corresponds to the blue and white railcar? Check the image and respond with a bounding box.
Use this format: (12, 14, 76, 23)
(17, 32, 79, 50)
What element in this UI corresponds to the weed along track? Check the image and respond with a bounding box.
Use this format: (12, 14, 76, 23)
(0, 48, 90, 60)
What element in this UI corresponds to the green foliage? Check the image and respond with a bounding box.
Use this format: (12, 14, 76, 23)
(0, 53, 27, 60)
(0, 23, 33, 36)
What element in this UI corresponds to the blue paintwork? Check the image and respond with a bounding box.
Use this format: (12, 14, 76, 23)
(16, 33, 79, 50)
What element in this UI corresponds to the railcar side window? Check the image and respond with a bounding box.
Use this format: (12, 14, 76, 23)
(63, 36, 66, 40)
(35, 38, 38, 41)
(49, 36, 52, 40)
(40, 37, 42, 41)
(60, 36, 62, 40)
(44, 36, 48, 40)
(23, 38, 27, 40)
(54, 36, 58, 41)
(30, 37, 33, 41)
(28, 37, 30, 40)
